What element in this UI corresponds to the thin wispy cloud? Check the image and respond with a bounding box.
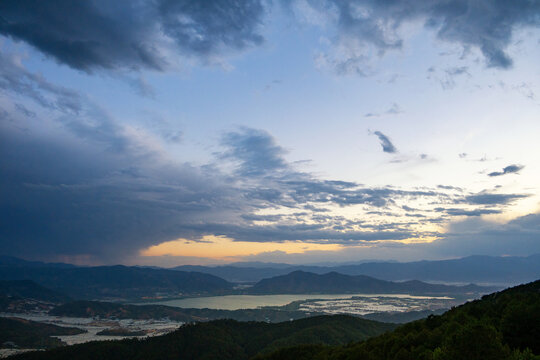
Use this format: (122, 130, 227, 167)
(364, 103, 403, 118)
(488, 164, 525, 177)
(371, 131, 397, 154)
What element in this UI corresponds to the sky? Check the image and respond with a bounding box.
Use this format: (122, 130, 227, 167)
(1, 0, 540, 267)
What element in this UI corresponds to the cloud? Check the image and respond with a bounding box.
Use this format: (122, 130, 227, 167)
(292, 0, 540, 73)
(437, 185, 462, 191)
(462, 192, 529, 205)
(428, 213, 540, 257)
(427, 66, 471, 89)
(0, 98, 449, 264)
(0, 0, 266, 72)
(3, 0, 538, 76)
(488, 164, 525, 177)
(238, 211, 540, 263)
(220, 128, 289, 176)
(0, 57, 532, 264)
(0, 52, 82, 113)
(371, 130, 397, 153)
(434, 207, 502, 217)
(179, 223, 412, 243)
(364, 103, 403, 118)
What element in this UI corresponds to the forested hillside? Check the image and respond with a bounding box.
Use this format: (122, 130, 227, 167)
(0, 317, 84, 349)
(10, 315, 394, 360)
(257, 279, 540, 360)
(50, 300, 311, 323)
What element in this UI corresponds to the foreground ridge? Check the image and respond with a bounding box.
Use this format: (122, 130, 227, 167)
(257, 279, 540, 360)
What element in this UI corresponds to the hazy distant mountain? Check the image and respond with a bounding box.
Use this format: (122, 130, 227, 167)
(174, 264, 293, 283)
(0, 256, 75, 269)
(248, 271, 494, 295)
(227, 261, 297, 269)
(0, 265, 233, 300)
(175, 254, 540, 285)
(329, 254, 540, 285)
(0, 280, 70, 303)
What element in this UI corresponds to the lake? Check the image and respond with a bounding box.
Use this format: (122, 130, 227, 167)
(140, 293, 451, 310)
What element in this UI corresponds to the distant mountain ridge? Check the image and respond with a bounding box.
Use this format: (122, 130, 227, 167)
(174, 254, 540, 285)
(0, 280, 70, 303)
(247, 271, 494, 295)
(0, 265, 233, 300)
(0, 256, 76, 269)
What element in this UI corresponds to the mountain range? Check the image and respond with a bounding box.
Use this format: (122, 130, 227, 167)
(247, 270, 494, 295)
(0, 280, 70, 303)
(0, 265, 233, 300)
(1, 255, 535, 300)
(9, 280, 540, 360)
(174, 254, 540, 285)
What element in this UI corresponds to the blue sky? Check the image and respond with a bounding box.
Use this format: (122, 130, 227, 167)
(1, 0, 539, 266)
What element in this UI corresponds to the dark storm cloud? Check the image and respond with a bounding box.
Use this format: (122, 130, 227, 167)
(0, 0, 266, 72)
(0, 100, 246, 261)
(0, 95, 447, 263)
(488, 164, 525, 177)
(372, 131, 397, 153)
(0, 60, 521, 262)
(295, 0, 540, 72)
(0, 1, 165, 71)
(2, 0, 537, 75)
(0, 96, 426, 262)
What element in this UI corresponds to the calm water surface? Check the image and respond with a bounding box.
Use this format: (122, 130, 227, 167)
(143, 293, 449, 310)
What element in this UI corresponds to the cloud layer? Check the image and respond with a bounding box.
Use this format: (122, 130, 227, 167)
(1, 1, 539, 265)
(1, 0, 539, 74)
(293, 0, 540, 73)
(1, 61, 531, 263)
(0, 0, 266, 71)
(0, 50, 533, 263)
